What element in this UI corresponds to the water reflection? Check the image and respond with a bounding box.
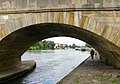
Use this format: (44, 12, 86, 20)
(28, 50, 55, 54)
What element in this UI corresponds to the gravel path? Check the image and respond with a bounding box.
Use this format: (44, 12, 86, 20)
(57, 57, 120, 84)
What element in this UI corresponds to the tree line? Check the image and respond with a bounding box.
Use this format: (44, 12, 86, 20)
(29, 40, 92, 50)
(29, 40, 55, 50)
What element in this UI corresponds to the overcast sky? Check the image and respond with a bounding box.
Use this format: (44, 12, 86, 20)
(45, 36, 86, 46)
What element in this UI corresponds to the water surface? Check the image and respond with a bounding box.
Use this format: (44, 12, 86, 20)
(5, 49, 89, 84)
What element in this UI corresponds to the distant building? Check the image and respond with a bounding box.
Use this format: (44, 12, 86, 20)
(54, 43, 68, 49)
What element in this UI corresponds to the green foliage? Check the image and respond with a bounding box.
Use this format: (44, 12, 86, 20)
(29, 40, 55, 50)
(85, 43, 92, 48)
(75, 78, 79, 84)
(69, 44, 77, 49)
(111, 77, 120, 84)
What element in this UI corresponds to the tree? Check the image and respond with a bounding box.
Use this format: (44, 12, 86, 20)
(48, 41, 55, 49)
(69, 44, 77, 49)
(29, 40, 55, 50)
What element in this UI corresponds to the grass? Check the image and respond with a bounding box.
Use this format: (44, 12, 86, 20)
(111, 77, 120, 84)
(75, 78, 79, 84)
(94, 74, 120, 84)
(94, 73, 112, 80)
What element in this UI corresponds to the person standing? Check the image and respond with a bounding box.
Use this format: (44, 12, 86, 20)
(90, 49, 94, 60)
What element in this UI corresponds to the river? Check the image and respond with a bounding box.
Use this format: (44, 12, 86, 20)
(5, 49, 89, 84)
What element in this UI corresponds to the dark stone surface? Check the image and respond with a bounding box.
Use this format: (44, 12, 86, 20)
(0, 60, 36, 84)
(0, 23, 120, 71)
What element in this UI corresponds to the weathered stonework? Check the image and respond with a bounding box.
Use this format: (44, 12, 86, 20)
(0, 0, 120, 76)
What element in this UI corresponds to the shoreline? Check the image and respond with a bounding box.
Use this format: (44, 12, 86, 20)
(57, 57, 120, 84)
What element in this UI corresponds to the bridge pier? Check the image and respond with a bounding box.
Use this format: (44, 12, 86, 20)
(0, 58, 21, 72)
(103, 57, 120, 69)
(97, 48, 120, 69)
(0, 60, 36, 83)
(106, 56, 120, 69)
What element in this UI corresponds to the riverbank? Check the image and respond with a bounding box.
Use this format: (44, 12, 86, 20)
(0, 60, 36, 84)
(58, 57, 120, 84)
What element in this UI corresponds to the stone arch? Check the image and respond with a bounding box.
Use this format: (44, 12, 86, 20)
(0, 23, 120, 71)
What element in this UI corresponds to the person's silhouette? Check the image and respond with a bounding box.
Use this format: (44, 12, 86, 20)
(90, 49, 94, 60)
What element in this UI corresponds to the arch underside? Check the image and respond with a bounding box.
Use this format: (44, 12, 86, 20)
(0, 23, 120, 71)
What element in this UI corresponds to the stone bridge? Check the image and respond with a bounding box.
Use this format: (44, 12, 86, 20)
(0, 0, 120, 76)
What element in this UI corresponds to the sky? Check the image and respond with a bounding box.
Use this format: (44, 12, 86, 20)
(45, 36, 86, 46)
